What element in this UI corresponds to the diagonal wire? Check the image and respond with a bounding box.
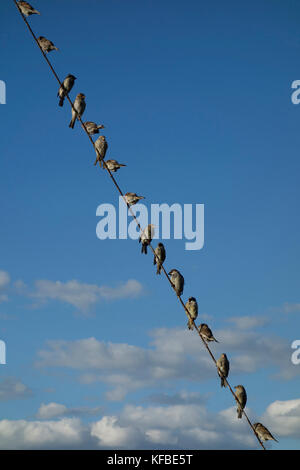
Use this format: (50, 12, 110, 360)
(13, 0, 266, 450)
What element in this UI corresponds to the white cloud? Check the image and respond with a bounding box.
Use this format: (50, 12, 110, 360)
(282, 303, 300, 314)
(91, 416, 139, 447)
(36, 402, 102, 419)
(36, 325, 300, 400)
(0, 270, 10, 303)
(0, 398, 290, 449)
(0, 271, 10, 289)
(0, 378, 32, 401)
(227, 316, 269, 330)
(30, 278, 143, 311)
(262, 398, 300, 438)
(0, 418, 88, 449)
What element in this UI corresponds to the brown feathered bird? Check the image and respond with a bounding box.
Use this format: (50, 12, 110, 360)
(37, 36, 58, 54)
(168, 269, 184, 296)
(216, 353, 230, 387)
(17, 1, 40, 16)
(153, 242, 166, 275)
(139, 225, 155, 255)
(94, 136, 108, 168)
(69, 93, 86, 129)
(104, 159, 126, 173)
(253, 423, 278, 443)
(83, 121, 105, 135)
(199, 323, 219, 343)
(234, 385, 247, 419)
(57, 74, 76, 107)
(124, 193, 145, 207)
(185, 297, 198, 330)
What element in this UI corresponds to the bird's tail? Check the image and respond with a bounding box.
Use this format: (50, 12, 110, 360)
(187, 319, 194, 330)
(69, 112, 76, 129)
(237, 408, 242, 419)
(156, 264, 161, 275)
(141, 244, 147, 255)
(221, 377, 225, 387)
(59, 97, 64, 107)
(94, 150, 102, 167)
(33, 10, 40, 15)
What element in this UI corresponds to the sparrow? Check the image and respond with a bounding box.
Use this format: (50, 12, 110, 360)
(94, 135, 108, 168)
(185, 297, 198, 330)
(234, 385, 247, 419)
(253, 423, 278, 443)
(57, 74, 76, 107)
(37, 36, 58, 53)
(124, 193, 145, 206)
(153, 242, 166, 275)
(168, 269, 184, 296)
(198, 323, 219, 343)
(104, 159, 126, 173)
(17, 1, 40, 16)
(216, 353, 230, 387)
(139, 224, 155, 254)
(69, 93, 86, 129)
(83, 121, 105, 135)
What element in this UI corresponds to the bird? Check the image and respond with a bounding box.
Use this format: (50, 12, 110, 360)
(17, 1, 40, 16)
(234, 385, 247, 419)
(94, 135, 108, 168)
(103, 159, 126, 173)
(37, 36, 58, 53)
(253, 423, 278, 443)
(69, 93, 86, 129)
(57, 74, 76, 107)
(139, 225, 155, 254)
(185, 297, 198, 330)
(153, 242, 166, 275)
(83, 121, 105, 135)
(198, 323, 219, 343)
(124, 193, 145, 206)
(216, 353, 230, 387)
(168, 269, 184, 296)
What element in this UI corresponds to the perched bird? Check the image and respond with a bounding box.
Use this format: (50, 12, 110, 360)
(124, 192, 145, 206)
(37, 36, 58, 54)
(69, 93, 86, 129)
(17, 1, 40, 16)
(185, 297, 198, 330)
(139, 224, 155, 255)
(57, 74, 76, 107)
(168, 269, 184, 296)
(104, 159, 126, 173)
(153, 242, 166, 275)
(94, 135, 108, 168)
(253, 423, 278, 443)
(199, 323, 219, 343)
(216, 353, 230, 387)
(234, 385, 247, 419)
(83, 121, 105, 135)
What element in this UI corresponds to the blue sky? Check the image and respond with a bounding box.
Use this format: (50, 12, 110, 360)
(0, 0, 300, 449)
